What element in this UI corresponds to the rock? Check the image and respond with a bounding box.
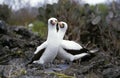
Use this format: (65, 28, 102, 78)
(13, 26, 34, 39)
(102, 67, 120, 78)
(0, 22, 42, 65)
(0, 35, 22, 48)
(18, 75, 42, 78)
(92, 16, 101, 25)
(0, 46, 11, 65)
(0, 65, 5, 77)
(0, 20, 7, 34)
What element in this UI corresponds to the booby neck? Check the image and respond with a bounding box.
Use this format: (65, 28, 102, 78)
(58, 22, 68, 40)
(47, 18, 58, 41)
(47, 25, 58, 43)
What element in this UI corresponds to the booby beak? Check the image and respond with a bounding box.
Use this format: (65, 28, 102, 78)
(57, 22, 61, 32)
(58, 22, 64, 28)
(50, 20, 58, 26)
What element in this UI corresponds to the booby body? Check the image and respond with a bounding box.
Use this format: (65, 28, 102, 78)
(28, 17, 60, 65)
(57, 22, 96, 62)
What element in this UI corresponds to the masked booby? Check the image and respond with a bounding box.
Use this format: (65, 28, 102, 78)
(28, 17, 60, 65)
(57, 22, 98, 62)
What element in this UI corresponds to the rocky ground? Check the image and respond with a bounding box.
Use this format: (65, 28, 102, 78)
(0, 21, 120, 78)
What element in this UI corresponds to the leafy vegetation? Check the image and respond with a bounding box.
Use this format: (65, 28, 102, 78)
(30, 20, 47, 38)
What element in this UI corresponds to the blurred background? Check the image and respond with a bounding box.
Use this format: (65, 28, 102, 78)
(0, 0, 120, 55)
(0, 0, 120, 77)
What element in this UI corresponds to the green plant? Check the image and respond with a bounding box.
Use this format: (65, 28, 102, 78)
(48, 72, 74, 78)
(97, 4, 108, 15)
(31, 20, 47, 38)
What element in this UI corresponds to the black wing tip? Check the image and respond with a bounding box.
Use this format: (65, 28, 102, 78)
(80, 48, 89, 53)
(80, 48, 99, 59)
(82, 47, 99, 54)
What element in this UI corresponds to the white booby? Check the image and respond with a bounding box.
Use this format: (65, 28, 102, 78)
(28, 17, 60, 65)
(57, 22, 97, 62)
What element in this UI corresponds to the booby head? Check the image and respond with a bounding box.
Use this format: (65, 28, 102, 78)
(58, 21, 68, 31)
(48, 17, 58, 33)
(58, 21, 68, 39)
(48, 17, 58, 26)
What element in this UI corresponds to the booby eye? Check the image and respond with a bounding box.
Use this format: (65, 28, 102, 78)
(50, 20, 54, 25)
(60, 23, 64, 28)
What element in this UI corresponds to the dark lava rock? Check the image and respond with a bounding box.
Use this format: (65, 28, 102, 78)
(13, 26, 34, 39)
(0, 21, 120, 78)
(102, 67, 120, 78)
(0, 21, 42, 65)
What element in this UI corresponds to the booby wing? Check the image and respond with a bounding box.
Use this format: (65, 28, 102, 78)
(63, 48, 89, 55)
(58, 47, 98, 62)
(58, 47, 89, 61)
(34, 41, 47, 54)
(61, 40, 99, 55)
(28, 48, 45, 64)
(61, 40, 83, 50)
(27, 40, 47, 64)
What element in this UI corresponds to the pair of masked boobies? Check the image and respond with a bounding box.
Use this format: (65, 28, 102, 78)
(28, 17, 97, 66)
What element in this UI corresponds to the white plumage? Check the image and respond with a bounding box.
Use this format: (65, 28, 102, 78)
(29, 17, 60, 65)
(34, 41, 47, 54)
(57, 21, 89, 62)
(61, 40, 82, 50)
(28, 19, 98, 66)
